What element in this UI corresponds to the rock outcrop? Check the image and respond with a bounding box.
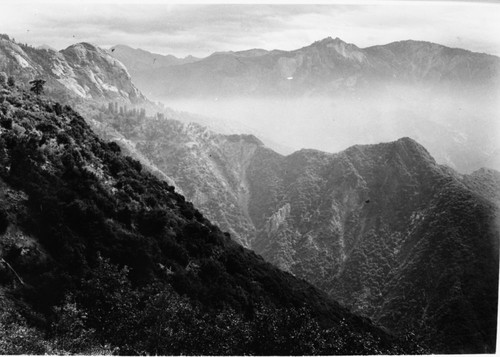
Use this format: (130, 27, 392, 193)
(0, 35, 145, 103)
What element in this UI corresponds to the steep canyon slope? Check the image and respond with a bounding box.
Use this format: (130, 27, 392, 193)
(106, 111, 499, 353)
(1, 34, 497, 353)
(0, 80, 401, 354)
(0, 35, 181, 187)
(247, 138, 499, 353)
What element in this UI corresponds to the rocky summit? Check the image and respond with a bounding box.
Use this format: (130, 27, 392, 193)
(0, 34, 144, 104)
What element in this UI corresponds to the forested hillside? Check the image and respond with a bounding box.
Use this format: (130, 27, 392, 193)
(0, 78, 414, 354)
(0, 32, 497, 354)
(93, 102, 499, 353)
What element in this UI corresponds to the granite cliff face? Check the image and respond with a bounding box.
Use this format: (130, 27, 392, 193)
(0, 35, 144, 103)
(0, 35, 178, 192)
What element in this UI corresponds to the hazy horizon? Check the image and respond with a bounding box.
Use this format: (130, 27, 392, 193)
(156, 82, 499, 173)
(1, 1, 499, 174)
(1, 1, 500, 57)
(0, 3, 498, 355)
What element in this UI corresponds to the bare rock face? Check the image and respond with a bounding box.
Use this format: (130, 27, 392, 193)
(58, 43, 143, 101)
(0, 36, 145, 103)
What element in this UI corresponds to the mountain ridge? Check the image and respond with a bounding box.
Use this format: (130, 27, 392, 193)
(1, 33, 498, 353)
(109, 44, 199, 80)
(102, 106, 498, 352)
(0, 35, 146, 104)
(0, 78, 405, 354)
(112, 35, 499, 175)
(116, 36, 500, 98)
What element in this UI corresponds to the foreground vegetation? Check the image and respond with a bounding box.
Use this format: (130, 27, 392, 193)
(0, 78, 430, 354)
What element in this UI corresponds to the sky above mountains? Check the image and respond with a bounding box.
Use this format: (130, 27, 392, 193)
(1, 1, 500, 57)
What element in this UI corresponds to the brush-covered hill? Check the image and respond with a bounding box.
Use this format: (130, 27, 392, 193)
(90, 110, 264, 248)
(247, 139, 499, 353)
(0, 71, 409, 355)
(99, 107, 499, 353)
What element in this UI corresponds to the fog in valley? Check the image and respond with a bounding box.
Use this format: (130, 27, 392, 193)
(158, 83, 500, 173)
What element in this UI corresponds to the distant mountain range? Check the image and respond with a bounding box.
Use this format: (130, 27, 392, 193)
(109, 45, 198, 98)
(109, 36, 500, 174)
(111, 36, 500, 98)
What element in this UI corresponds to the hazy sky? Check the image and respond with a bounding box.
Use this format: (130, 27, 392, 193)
(1, 0, 499, 57)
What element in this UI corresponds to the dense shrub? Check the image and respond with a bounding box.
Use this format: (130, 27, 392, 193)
(138, 208, 167, 236)
(0, 209, 8, 235)
(0, 85, 404, 355)
(107, 141, 121, 153)
(0, 72, 7, 86)
(53, 102, 63, 116)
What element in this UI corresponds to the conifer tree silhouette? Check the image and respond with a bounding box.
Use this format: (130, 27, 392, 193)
(29, 79, 46, 95)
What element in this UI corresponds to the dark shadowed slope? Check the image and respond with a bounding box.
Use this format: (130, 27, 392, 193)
(0, 77, 406, 354)
(99, 106, 499, 353)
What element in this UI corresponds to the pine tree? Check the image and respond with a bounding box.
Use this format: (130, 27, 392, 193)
(29, 79, 46, 95)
